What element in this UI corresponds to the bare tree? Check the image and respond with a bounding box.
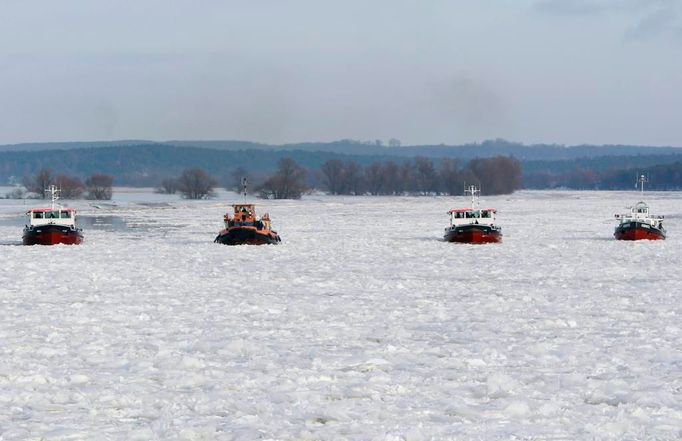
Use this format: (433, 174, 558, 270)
(342, 160, 364, 195)
(399, 161, 415, 194)
(85, 173, 114, 200)
(177, 168, 217, 199)
(156, 177, 178, 194)
(439, 158, 463, 195)
(467, 156, 521, 195)
(55, 174, 84, 199)
(364, 162, 384, 195)
(5, 188, 26, 199)
(413, 156, 438, 195)
(229, 167, 252, 194)
(258, 157, 307, 199)
(381, 161, 401, 195)
(565, 167, 599, 190)
(22, 168, 53, 198)
(320, 159, 345, 195)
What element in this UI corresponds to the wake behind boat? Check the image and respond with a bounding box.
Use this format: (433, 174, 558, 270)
(614, 175, 665, 241)
(444, 185, 502, 244)
(23, 185, 84, 246)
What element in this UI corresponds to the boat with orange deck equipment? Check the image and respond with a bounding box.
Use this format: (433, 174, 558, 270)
(214, 178, 281, 245)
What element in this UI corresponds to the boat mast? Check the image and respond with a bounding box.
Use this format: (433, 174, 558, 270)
(46, 185, 60, 210)
(241, 177, 248, 202)
(638, 174, 647, 196)
(465, 184, 480, 210)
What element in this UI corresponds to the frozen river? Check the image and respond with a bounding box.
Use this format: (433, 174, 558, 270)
(0, 189, 680, 440)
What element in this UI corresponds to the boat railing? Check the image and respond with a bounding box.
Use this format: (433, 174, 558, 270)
(616, 213, 664, 224)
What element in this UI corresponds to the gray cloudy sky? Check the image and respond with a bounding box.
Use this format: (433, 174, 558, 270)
(1, 0, 681, 146)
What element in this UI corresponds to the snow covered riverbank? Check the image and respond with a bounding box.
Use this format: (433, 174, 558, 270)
(0, 190, 680, 440)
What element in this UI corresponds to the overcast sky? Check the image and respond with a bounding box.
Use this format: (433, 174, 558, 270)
(1, 0, 681, 146)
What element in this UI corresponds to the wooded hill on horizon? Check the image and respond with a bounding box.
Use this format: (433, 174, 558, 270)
(2, 139, 682, 190)
(3, 138, 682, 159)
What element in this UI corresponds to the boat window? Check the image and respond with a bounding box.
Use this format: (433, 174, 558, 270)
(482, 211, 491, 218)
(60, 211, 71, 219)
(46, 210, 60, 219)
(33, 212, 44, 219)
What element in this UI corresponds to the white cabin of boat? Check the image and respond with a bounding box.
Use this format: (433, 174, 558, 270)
(447, 185, 498, 228)
(614, 175, 664, 229)
(615, 201, 663, 228)
(27, 208, 78, 229)
(26, 186, 78, 229)
(448, 208, 498, 227)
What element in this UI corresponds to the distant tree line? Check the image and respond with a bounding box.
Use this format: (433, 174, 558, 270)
(8, 168, 114, 200)
(158, 159, 308, 200)
(524, 161, 682, 190)
(0, 144, 396, 187)
(155, 155, 521, 200)
(3, 143, 682, 190)
(6, 138, 681, 161)
(319, 155, 521, 196)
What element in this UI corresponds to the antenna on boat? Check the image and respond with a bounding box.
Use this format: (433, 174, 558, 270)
(241, 177, 247, 202)
(46, 185, 60, 210)
(637, 174, 647, 195)
(464, 184, 480, 210)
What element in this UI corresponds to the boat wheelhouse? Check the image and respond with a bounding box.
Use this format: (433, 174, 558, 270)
(614, 176, 665, 241)
(23, 186, 84, 245)
(444, 185, 502, 244)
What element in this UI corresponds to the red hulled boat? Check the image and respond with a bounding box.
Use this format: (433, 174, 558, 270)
(614, 175, 665, 241)
(23, 185, 84, 245)
(215, 203, 281, 245)
(444, 185, 502, 244)
(214, 178, 281, 245)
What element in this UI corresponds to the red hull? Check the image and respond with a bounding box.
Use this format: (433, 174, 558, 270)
(23, 229, 83, 246)
(614, 225, 665, 241)
(215, 226, 281, 245)
(445, 228, 502, 244)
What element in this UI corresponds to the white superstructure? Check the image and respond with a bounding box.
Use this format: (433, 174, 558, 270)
(25, 185, 78, 229)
